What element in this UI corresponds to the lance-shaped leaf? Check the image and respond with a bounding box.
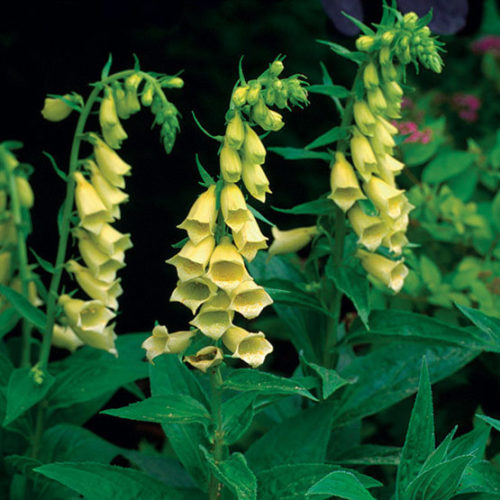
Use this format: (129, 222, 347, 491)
(301, 356, 350, 399)
(272, 198, 334, 216)
(269, 147, 331, 162)
(0, 284, 46, 331)
(306, 470, 375, 499)
(455, 303, 500, 346)
(305, 126, 349, 150)
(222, 393, 256, 445)
(476, 414, 500, 433)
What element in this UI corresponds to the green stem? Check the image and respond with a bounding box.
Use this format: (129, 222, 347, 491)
(208, 366, 225, 500)
(5, 165, 33, 367)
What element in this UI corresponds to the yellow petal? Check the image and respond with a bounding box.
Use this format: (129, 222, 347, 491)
(184, 346, 223, 373)
(170, 276, 217, 314)
(220, 183, 251, 232)
(233, 212, 268, 262)
(223, 326, 273, 368)
(166, 236, 215, 281)
(328, 152, 366, 212)
(268, 226, 317, 256)
(229, 280, 273, 319)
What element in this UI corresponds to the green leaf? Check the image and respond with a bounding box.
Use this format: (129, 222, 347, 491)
(149, 355, 210, 490)
(42, 151, 67, 182)
(420, 255, 441, 287)
(272, 197, 333, 216)
(247, 204, 274, 227)
(326, 258, 370, 329)
(101, 53, 113, 79)
(341, 11, 376, 35)
(0, 284, 46, 331)
(476, 414, 500, 432)
(456, 460, 500, 496)
(492, 189, 500, 232)
(317, 40, 367, 64)
(201, 449, 256, 500)
(301, 356, 350, 399)
(34, 462, 188, 500)
(223, 369, 317, 401)
(401, 117, 445, 167)
(307, 470, 375, 499)
(332, 445, 401, 466)
(4, 367, 55, 426)
(30, 248, 55, 273)
(447, 422, 490, 463)
(0, 307, 20, 338)
(307, 84, 351, 99)
(396, 359, 435, 499)
(222, 393, 255, 445)
(305, 126, 349, 150)
(102, 395, 210, 425)
(455, 303, 500, 346)
(246, 400, 335, 472)
(195, 153, 216, 186)
(333, 343, 477, 426)
(422, 151, 476, 184)
(405, 455, 473, 500)
(264, 286, 331, 317)
(269, 147, 331, 162)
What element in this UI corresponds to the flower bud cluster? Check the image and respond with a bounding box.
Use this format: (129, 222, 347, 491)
(355, 11, 443, 74)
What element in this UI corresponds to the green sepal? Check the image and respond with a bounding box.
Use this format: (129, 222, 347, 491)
(100, 53, 113, 80)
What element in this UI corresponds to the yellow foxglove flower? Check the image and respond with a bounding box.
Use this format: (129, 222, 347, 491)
(233, 212, 268, 262)
(59, 294, 115, 333)
(41, 95, 74, 122)
(222, 326, 273, 368)
(166, 235, 215, 281)
(241, 161, 271, 203)
(252, 96, 270, 125)
(0, 251, 12, 285)
(268, 225, 317, 256)
(74, 172, 112, 235)
(356, 35, 375, 51)
(184, 346, 223, 373)
(90, 223, 133, 255)
(356, 249, 408, 293)
(385, 100, 402, 119)
(382, 229, 408, 255)
(190, 290, 234, 339)
(263, 109, 284, 132)
(99, 87, 128, 149)
(10, 276, 43, 307)
(92, 135, 132, 188)
(377, 154, 404, 176)
(206, 236, 250, 291)
(124, 74, 142, 115)
(348, 204, 387, 251)
(242, 124, 266, 164)
(52, 324, 84, 352)
(74, 323, 117, 355)
(113, 83, 129, 119)
(15, 176, 34, 208)
(0, 219, 16, 245)
(177, 185, 217, 244)
(363, 62, 380, 89)
(328, 152, 366, 212)
(381, 61, 398, 82)
(364, 176, 406, 219)
(225, 112, 245, 150)
(66, 260, 123, 310)
(353, 100, 376, 136)
(84, 160, 129, 219)
(220, 144, 242, 183)
(383, 81, 403, 101)
(220, 183, 250, 232)
(350, 128, 377, 181)
(142, 325, 195, 363)
(170, 276, 217, 314)
(367, 87, 387, 114)
(75, 228, 125, 282)
(378, 116, 399, 136)
(232, 86, 248, 107)
(229, 280, 273, 319)
(370, 118, 396, 156)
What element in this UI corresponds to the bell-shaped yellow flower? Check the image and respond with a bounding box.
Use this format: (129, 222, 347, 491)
(351, 127, 377, 182)
(74, 323, 117, 355)
(59, 294, 115, 333)
(75, 228, 125, 282)
(328, 152, 366, 212)
(242, 123, 266, 164)
(99, 87, 128, 149)
(225, 112, 245, 150)
(348, 204, 387, 251)
(206, 236, 250, 291)
(383, 81, 403, 101)
(166, 235, 215, 282)
(52, 324, 84, 352)
(74, 172, 113, 235)
(220, 183, 250, 232)
(364, 176, 406, 219)
(353, 100, 376, 136)
(356, 249, 408, 293)
(190, 289, 234, 339)
(142, 325, 195, 363)
(363, 62, 380, 89)
(269, 225, 317, 256)
(177, 185, 217, 244)
(92, 135, 132, 188)
(233, 212, 268, 262)
(15, 176, 34, 208)
(170, 276, 217, 314)
(184, 346, 223, 373)
(0, 251, 13, 285)
(229, 280, 273, 319)
(41, 95, 74, 122)
(262, 109, 285, 132)
(382, 229, 408, 255)
(242, 161, 271, 203)
(124, 73, 142, 115)
(375, 154, 404, 185)
(222, 326, 273, 368)
(220, 144, 242, 183)
(367, 87, 387, 114)
(90, 223, 133, 256)
(378, 116, 399, 136)
(84, 160, 129, 219)
(66, 260, 123, 310)
(370, 118, 396, 156)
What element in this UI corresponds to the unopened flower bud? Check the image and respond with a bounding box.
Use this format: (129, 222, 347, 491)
(41, 95, 75, 122)
(220, 145, 242, 183)
(363, 62, 379, 90)
(246, 81, 262, 106)
(232, 86, 249, 107)
(242, 124, 266, 164)
(15, 176, 34, 208)
(269, 225, 317, 256)
(382, 31, 395, 45)
(269, 60, 285, 77)
(225, 111, 245, 150)
(356, 35, 375, 52)
(367, 87, 387, 114)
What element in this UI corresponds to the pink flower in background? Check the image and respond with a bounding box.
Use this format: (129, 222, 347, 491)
(401, 97, 414, 110)
(451, 93, 481, 123)
(471, 36, 500, 56)
(393, 121, 433, 144)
